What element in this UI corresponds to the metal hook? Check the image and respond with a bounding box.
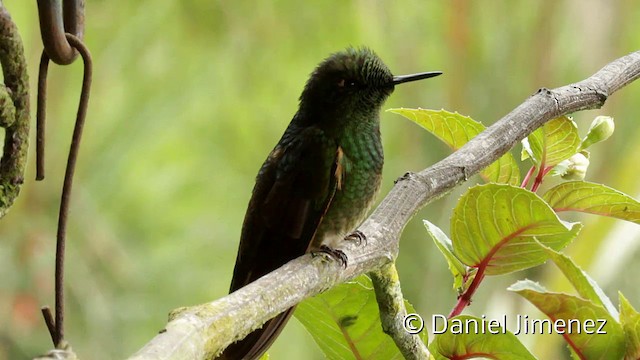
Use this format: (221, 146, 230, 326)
(36, 0, 85, 65)
(39, 33, 93, 348)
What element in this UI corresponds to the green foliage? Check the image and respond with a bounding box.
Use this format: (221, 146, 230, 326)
(295, 275, 425, 360)
(429, 315, 536, 360)
(389, 108, 520, 185)
(619, 293, 640, 360)
(540, 245, 618, 316)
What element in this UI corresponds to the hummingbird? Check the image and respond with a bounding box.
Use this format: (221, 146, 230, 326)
(218, 47, 441, 360)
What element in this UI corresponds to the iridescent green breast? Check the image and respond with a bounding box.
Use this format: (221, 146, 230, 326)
(314, 125, 383, 245)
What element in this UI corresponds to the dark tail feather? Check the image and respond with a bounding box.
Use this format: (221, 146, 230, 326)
(216, 307, 296, 360)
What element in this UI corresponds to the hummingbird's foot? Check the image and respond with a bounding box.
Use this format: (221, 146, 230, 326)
(313, 245, 348, 268)
(394, 171, 416, 184)
(344, 230, 367, 246)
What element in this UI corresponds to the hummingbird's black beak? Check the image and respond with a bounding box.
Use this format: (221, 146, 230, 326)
(391, 71, 443, 85)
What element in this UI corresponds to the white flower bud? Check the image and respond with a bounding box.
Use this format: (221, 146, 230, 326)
(556, 152, 590, 180)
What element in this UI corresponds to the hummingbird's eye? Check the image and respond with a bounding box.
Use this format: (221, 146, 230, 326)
(337, 79, 358, 88)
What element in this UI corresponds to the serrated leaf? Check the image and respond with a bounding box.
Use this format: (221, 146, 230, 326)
(543, 181, 640, 224)
(295, 275, 425, 360)
(424, 220, 466, 291)
(619, 293, 640, 360)
(429, 315, 536, 360)
(451, 184, 581, 275)
(522, 116, 581, 167)
(510, 280, 625, 359)
(389, 108, 520, 185)
(540, 245, 618, 318)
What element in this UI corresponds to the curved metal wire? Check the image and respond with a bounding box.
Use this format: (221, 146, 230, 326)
(38, 33, 93, 348)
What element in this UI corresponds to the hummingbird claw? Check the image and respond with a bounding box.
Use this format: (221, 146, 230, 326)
(394, 171, 415, 184)
(344, 230, 367, 246)
(313, 245, 348, 268)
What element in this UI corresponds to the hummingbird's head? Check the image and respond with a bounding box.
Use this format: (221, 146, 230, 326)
(297, 47, 441, 127)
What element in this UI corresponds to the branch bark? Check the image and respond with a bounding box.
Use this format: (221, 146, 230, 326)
(129, 50, 640, 360)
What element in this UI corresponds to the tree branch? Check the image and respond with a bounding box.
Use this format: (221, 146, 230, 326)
(129, 50, 640, 360)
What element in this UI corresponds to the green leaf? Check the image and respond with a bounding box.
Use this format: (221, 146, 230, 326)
(521, 116, 581, 167)
(389, 108, 520, 185)
(543, 181, 640, 224)
(619, 293, 640, 360)
(295, 275, 425, 360)
(451, 184, 581, 275)
(540, 245, 618, 318)
(509, 280, 625, 359)
(429, 315, 536, 360)
(423, 220, 467, 291)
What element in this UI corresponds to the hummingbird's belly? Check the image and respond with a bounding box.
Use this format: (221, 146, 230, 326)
(314, 166, 382, 248)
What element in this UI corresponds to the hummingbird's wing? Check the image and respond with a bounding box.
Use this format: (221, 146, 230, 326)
(219, 125, 340, 360)
(230, 124, 339, 290)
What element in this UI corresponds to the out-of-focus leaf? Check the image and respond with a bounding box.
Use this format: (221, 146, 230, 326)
(509, 280, 625, 359)
(543, 181, 640, 224)
(389, 108, 520, 185)
(619, 293, 640, 360)
(429, 315, 536, 360)
(541, 245, 618, 318)
(451, 184, 581, 275)
(295, 275, 425, 360)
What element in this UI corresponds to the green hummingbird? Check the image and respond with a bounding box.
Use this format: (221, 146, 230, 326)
(218, 47, 441, 360)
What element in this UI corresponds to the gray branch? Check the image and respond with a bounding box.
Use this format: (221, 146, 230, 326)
(129, 50, 640, 360)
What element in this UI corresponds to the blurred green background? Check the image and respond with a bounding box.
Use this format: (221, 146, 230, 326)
(1, 1, 639, 359)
